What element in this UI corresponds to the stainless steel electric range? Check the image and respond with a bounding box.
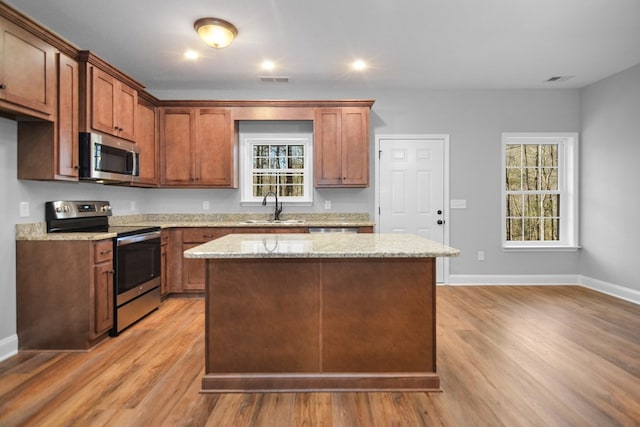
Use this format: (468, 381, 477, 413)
(45, 200, 161, 335)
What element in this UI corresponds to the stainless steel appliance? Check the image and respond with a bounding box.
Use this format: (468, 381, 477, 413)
(79, 132, 140, 183)
(45, 200, 161, 335)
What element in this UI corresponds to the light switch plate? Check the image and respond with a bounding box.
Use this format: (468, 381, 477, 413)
(324, 200, 331, 210)
(450, 199, 467, 209)
(19, 201, 29, 217)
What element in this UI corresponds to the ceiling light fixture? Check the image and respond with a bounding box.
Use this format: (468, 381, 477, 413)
(194, 17, 238, 49)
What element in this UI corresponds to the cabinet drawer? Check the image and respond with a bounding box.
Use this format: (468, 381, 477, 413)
(182, 228, 230, 243)
(94, 240, 114, 263)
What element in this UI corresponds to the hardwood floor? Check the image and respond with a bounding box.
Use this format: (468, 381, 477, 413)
(1, 286, 639, 426)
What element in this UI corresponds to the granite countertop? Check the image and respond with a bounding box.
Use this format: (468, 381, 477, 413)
(183, 233, 460, 259)
(15, 213, 374, 241)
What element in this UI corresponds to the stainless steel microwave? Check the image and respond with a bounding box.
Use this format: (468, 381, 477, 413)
(79, 132, 140, 183)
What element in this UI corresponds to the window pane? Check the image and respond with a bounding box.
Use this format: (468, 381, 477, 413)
(288, 145, 304, 157)
(525, 194, 541, 217)
(541, 168, 558, 190)
(288, 157, 304, 169)
(523, 167, 539, 190)
(506, 168, 522, 190)
(524, 218, 540, 240)
(506, 145, 521, 167)
(506, 194, 523, 217)
(543, 218, 560, 241)
(542, 194, 560, 217)
(506, 219, 523, 241)
(523, 145, 539, 167)
(541, 144, 558, 167)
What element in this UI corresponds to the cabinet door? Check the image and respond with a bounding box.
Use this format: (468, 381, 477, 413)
(160, 108, 195, 185)
(91, 67, 117, 136)
(93, 261, 114, 336)
(314, 107, 369, 187)
(340, 107, 369, 186)
(160, 231, 169, 296)
(314, 108, 342, 186)
(196, 108, 235, 187)
(116, 83, 137, 141)
(182, 243, 206, 291)
(136, 101, 158, 185)
(56, 52, 79, 179)
(0, 17, 56, 118)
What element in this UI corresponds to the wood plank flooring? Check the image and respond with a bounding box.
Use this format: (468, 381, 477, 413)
(1, 286, 639, 426)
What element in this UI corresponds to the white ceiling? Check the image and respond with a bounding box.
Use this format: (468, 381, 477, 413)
(6, 0, 640, 92)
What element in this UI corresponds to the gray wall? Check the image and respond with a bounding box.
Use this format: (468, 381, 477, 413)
(580, 63, 640, 292)
(153, 86, 583, 276)
(0, 83, 595, 358)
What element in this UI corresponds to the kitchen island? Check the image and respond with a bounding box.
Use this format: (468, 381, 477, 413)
(184, 233, 459, 392)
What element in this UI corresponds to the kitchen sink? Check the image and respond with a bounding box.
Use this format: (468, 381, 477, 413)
(241, 219, 306, 224)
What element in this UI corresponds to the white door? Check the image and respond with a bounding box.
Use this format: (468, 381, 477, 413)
(377, 135, 448, 283)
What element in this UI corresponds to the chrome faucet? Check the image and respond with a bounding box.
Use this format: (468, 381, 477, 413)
(262, 191, 283, 221)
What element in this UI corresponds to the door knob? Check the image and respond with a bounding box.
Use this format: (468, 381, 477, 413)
(437, 220, 445, 225)
(437, 210, 443, 215)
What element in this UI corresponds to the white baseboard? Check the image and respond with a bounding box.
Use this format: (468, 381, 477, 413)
(0, 334, 18, 362)
(447, 274, 639, 306)
(580, 275, 640, 306)
(448, 274, 581, 285)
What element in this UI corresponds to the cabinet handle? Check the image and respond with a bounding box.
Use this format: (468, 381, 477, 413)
(0, 83, 6, 89)
(100, 249, 112, 255)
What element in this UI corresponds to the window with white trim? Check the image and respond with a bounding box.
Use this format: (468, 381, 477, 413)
(240, 134, 313, 204)
(501, 133, 579, 249)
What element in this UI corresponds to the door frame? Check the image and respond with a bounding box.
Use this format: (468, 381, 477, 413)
(374, 134, 451, 284)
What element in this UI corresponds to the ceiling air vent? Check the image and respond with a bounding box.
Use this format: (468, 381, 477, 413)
(545, 75, 574, 83)
(259, 76, 289, 83)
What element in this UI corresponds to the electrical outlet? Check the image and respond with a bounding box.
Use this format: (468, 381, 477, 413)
(203, 200, 210, 210)
(130, 201, 136, 211)
(324, 200, 331, 210)
(477, 251, 485, 261)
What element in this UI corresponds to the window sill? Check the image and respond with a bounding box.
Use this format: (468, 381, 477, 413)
(240, 201, 313, 207)
(502, 245, 581, 252)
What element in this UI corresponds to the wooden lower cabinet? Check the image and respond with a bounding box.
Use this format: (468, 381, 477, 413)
(160, 230, 169, 296)
(167, 226, 371, 295)
(16, 239, 114, 350)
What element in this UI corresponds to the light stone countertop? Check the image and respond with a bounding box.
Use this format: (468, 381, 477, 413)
(183, 233, 460, 259)
(15, 213, 374, 241)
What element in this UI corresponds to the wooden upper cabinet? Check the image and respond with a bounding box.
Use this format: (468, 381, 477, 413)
(160, 108, 195, 185)
(0, 15, 56, 119)
(160, 107, 237, 187)
(17, 52, 79, 181)
(56, 52, 79, 179)
(197, 108, 236, 187)
(90, 67, 137, 141)
(136, 99, 159, 186)
(314, 107, 370, 187)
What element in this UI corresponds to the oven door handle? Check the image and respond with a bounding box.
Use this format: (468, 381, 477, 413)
(116, 230, 162, 246)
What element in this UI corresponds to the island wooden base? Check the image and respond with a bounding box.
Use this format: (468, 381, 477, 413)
(203, 257, 438, 392)
(201, 373, 441, 393)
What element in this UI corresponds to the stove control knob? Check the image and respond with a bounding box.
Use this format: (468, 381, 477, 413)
(101, 205, 112, 212)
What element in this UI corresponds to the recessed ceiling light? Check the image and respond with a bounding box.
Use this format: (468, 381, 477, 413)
(352, 59, 367, 71)
(184, 50, 200, 60)
(261, 60, 275, 71)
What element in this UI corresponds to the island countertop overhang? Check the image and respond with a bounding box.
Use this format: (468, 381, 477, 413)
(183, 233, 460, 259)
